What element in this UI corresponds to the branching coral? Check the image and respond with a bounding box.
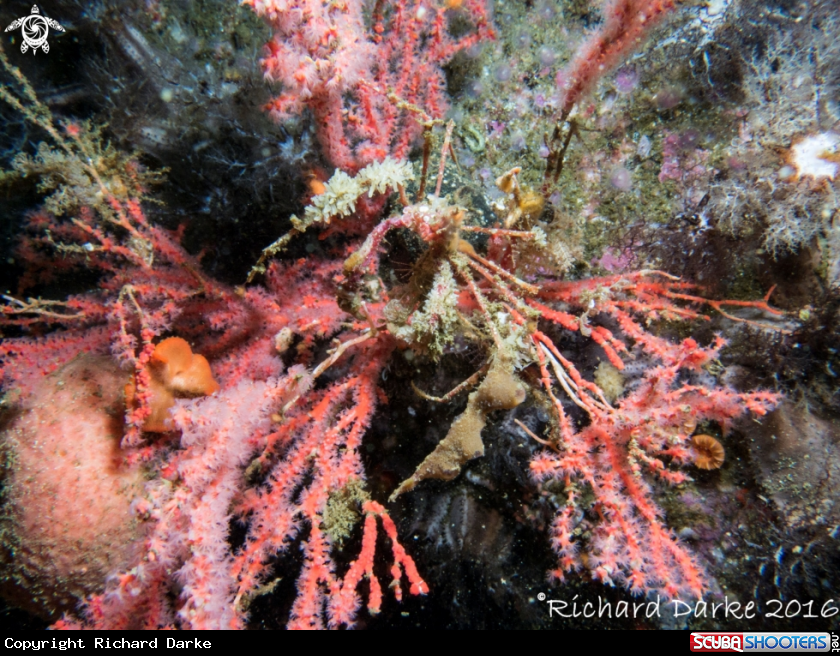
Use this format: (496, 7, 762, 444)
(0, 3, 801, 625)
(279, 123, 783, 600)
(1, 46, 425, 628)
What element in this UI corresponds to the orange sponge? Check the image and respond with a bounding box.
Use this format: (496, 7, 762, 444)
(126, 337, 220, 432)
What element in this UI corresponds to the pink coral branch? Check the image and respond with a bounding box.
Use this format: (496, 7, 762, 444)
(558, 0, 677, 116)
(247, 0, 494, 170)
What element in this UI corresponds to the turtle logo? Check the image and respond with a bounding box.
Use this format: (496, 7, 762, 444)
(5, 5, 65, 54)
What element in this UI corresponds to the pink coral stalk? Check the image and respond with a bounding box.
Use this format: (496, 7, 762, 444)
(558, 0, 677, 116)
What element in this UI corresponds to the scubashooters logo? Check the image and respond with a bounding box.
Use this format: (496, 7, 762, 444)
(5, 5, 65, 54)
(690, 632, 834, 652)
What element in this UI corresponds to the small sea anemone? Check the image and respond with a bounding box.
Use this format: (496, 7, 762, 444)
(537, 46, 556, 68)
(614, 66, 639, 94)
(609, 166, 633, 191)
(494, 63, 513, 83)
(692, 434, 725, 470)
